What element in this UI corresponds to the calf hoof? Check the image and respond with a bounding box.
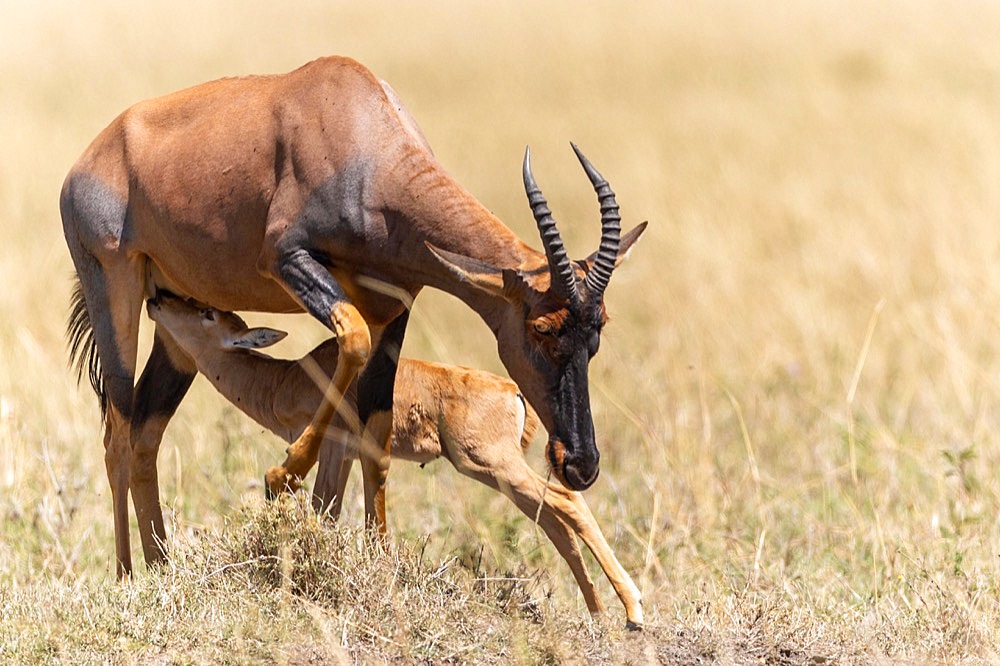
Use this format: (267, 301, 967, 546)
(264, 466, 299, 499)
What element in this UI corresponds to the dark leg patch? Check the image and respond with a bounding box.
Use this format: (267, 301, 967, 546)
(357, 310, 409, 424)
(131, 332, 196, 429)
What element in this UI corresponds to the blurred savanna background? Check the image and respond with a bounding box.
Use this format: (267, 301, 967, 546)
(4, 0, 1000, 662)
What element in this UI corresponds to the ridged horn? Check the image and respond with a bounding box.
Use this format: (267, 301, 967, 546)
(571, 143, 621, 298)
(523, 146, 580, 305)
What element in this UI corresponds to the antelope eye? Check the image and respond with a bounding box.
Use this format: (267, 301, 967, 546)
(532, 319, 553, 336)
(200, 309, 216, 322)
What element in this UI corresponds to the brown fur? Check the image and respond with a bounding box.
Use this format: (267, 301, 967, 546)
(147, 294, 643, 627)
(62, 55, 644, 576)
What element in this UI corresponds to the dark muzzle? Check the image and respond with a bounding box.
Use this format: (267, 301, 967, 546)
(547, 438, 600, 491)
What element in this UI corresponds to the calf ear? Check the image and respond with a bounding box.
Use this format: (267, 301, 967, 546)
(230, 327, 288, 349)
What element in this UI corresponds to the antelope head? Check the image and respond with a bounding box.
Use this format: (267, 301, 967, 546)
(429, 144, 646, 491)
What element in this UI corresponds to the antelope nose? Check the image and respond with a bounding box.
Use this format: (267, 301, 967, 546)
(562, 459, 600, 491)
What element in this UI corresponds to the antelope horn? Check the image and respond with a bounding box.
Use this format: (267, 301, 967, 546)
(523, 146, 580, 305)
(571, 143, 621, 298)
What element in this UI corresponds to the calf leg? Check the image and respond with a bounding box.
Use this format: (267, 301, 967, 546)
(331, 458, 354, 519)
(458, 461, 605, 614)
(515, 490, 605, 614)
(538, 482, 644, 628)
(314, 424, 353, 517)
(452, 448, 643, 627)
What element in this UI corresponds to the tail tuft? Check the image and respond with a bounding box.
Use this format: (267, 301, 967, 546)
(67, 275, 108, 416)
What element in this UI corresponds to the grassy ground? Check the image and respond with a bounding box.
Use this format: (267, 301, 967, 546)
(4, 0, 1000, 662)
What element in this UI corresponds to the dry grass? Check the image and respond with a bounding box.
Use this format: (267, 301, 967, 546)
(4, 0, 1000, 662)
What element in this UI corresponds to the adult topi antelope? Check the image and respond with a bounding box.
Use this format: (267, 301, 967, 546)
(145, 293, 643, 628)
(62, 56, 646, 577)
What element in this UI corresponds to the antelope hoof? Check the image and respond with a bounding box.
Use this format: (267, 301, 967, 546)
(625, 620, 643, 632)
(264, 466, 300, 499)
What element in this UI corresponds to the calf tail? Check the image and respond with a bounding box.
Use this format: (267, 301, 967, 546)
(517, 393, 541, 452)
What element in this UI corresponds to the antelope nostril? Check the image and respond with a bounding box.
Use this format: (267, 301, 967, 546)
(562, 460, 600, 491)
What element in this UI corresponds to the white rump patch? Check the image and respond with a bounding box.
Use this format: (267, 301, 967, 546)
(513, 392, 527, 439)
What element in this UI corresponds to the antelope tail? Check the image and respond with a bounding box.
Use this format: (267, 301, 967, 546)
(67, 274, 108, 416)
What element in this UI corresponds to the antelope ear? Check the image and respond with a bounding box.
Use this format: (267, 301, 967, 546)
(426, 242, 510, 298)
(582, 221, 648, 269)
(230, 327, 288, 349)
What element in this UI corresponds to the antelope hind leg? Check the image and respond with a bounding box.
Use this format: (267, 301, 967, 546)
(68, 253, 144, 578)
(129, 329, 196, 567)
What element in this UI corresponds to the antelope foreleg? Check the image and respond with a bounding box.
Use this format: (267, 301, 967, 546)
(358, 411, 393, 533)
(354, 311, 408, 533)
(265, 302, 369, 496)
